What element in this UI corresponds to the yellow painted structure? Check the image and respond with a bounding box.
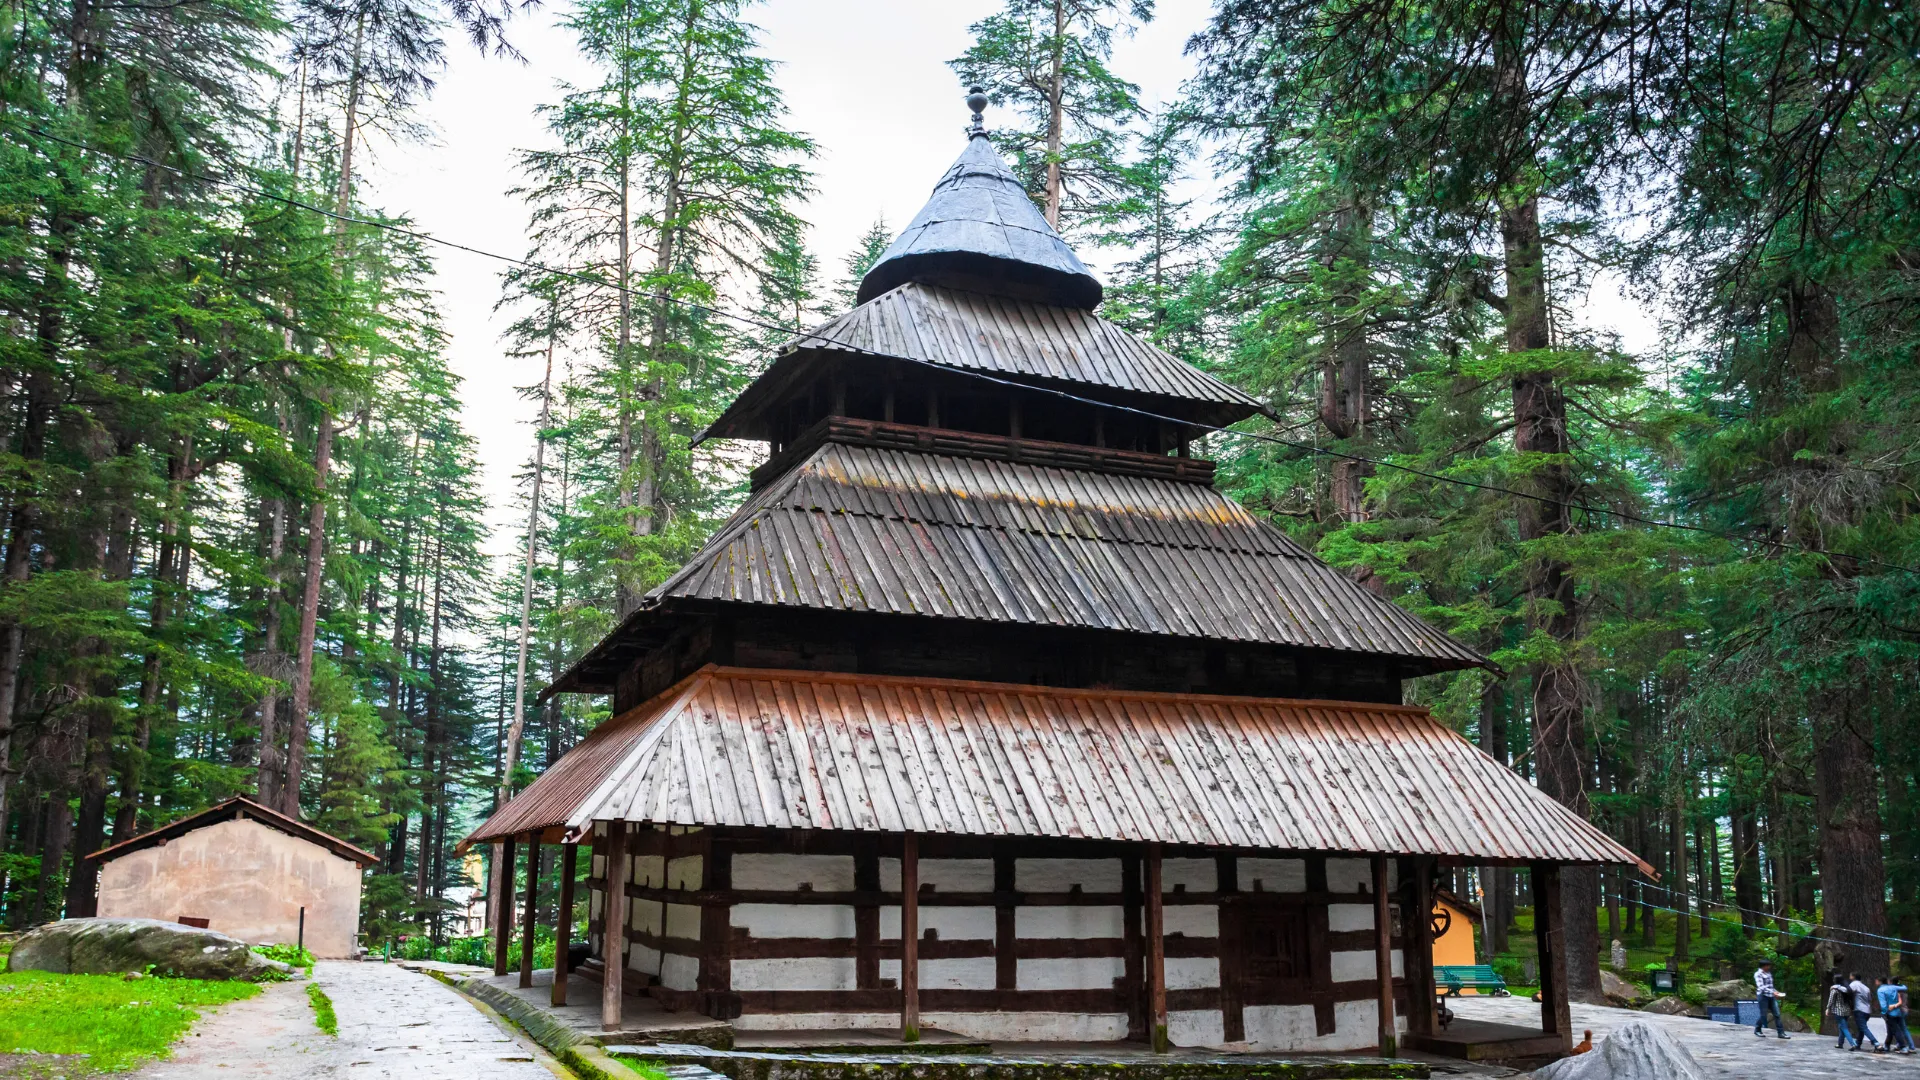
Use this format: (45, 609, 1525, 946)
(1431, 890, 1479, 968)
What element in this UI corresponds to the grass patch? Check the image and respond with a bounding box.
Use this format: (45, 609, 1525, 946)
(0, 970, 257, 1072)
(606, 1057, 676, 1080)
(305, 983, 337, 1035)
(253, 943, 316, 973)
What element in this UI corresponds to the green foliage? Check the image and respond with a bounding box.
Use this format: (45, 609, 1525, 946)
(0, 970, 258, 1070)
(252, 943, 316, 972)
(306, 982, 337, 1036)
(950, 0, 1152, 236)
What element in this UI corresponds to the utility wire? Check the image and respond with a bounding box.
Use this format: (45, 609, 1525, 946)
(13, 120, 1920, 577)
(1631, 879, 1920, 951)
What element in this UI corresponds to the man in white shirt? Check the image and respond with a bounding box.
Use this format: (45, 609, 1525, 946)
(1754, 960, 1789, 1038)
(1849, 972, 1884, 1051)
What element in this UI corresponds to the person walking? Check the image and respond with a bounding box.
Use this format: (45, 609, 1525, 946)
(1831, 975, 1862, 1049)
(1754, 959, 1790, 1039)
(1848, 972, 1884, 1051)
(1878, 976, 1915, 1054)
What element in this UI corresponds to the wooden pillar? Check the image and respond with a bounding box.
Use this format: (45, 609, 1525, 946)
(1533, 861, 1571, 1046)
(1402, 856, 1437, 1038)
(1146, 842, 1168, 1053)
(1216, 855, 1243, 1043)
(520, 833, 540, 988)
(492, 836, 516, 977)
(602, 823, 628, 1031)
(1372, 855, 1397, 1056)
(1122, 854, 1145, 1040)
(901, 832, 920, 1043)
(553, 843, 578, 1007)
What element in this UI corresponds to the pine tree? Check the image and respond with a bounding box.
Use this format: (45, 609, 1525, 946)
(831, 217, 891, 309)
(950, 0, 1152, 235)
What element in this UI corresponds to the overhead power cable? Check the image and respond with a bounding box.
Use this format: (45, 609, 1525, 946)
(12, 120, 1919, 576)
(1631, 879, 1920, 951)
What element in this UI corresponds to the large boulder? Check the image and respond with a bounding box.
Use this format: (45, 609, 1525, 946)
(7, 918, 295, 981)
(1700, 978, 1748, 1003)
(1532, 1021, 1706, 1080)
(1640, 995, 1695, 1016)
(1600, 969, 1647, 1008)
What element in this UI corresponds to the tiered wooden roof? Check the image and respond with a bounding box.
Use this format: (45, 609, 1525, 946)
(469, 665, 1646, 871)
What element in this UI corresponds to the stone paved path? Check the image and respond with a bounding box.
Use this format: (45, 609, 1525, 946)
(136, 960, 562, 1079)
(1448, 995, 1920, 1078)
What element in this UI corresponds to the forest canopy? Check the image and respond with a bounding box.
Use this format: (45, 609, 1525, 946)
(0, 0, 1914, 1002)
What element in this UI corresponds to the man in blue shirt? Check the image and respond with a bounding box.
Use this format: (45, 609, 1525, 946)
(1878, 977, 1914, 1054)
(1754, 960, 1789, 1039)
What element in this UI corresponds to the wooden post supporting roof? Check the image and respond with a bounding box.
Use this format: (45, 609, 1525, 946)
(520, 834, 540, 989)
(1404, 856, 1437, 1038)
(602, 823, 628, 1031)
(1146, 842, 1168, 1053)
(1533, 862, 1571, 1047)
(901, 832, 920, 1043)
(493, 836, 515, 977)
(553, 843, 577, 1007)
(1372, 855, 1397, 1056)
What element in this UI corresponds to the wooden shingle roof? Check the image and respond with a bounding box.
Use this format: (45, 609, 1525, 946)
(467, 665, 1645, 872)
(648, 436, 1485, 668)
(702, 283, 1264, 442)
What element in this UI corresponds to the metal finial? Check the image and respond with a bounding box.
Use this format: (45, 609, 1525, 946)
(966, 86, 989, 137)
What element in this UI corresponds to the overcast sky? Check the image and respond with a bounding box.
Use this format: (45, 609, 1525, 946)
(358, 0, 1654, 558)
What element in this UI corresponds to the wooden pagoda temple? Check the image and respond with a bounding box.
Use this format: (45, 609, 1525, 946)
(465, 91, 1644, 1059)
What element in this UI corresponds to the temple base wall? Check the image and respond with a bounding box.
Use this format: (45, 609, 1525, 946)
(586, 825, 1418, 1053)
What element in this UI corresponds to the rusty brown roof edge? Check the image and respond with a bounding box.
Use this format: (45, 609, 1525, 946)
(486, 665, 1647, 869)
(462, 667, 711, 851)
(87, 796, 378, 867)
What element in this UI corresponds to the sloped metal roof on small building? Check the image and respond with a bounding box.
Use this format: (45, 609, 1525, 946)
(465, 665, 1645, 872)
(702, 284, 1262, 442)
(857, 134, 1102, 309)
(646, 439, 1486, 669)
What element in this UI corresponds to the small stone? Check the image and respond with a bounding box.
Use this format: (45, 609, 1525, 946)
(1641, 995, 1694, 1016)
(1701, 977, 1749, 1003)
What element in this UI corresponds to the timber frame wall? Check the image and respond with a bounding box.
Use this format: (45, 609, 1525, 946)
(580, 824, 1438, 1050)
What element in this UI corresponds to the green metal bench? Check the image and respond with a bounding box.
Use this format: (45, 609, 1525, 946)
(1437, 964, 1511, 996)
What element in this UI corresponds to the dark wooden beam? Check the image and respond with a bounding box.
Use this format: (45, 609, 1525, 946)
(520, 833, 540, 988)
(602, 823, 628, 1030)
(493, 836, 516, 977)
(1146, 842, 1168, 1053)
(1122, 853, 1145, 1041)
(1372, 855, 1397, 1056)
(901, 832, 920, 1043)
(1404, 856, 1437, 1037)
(1217, 854, 1244, 1042)
(994, 855, 1016, 991)
(553, 843, 578, 1007)
(1533, 861, 1571, 1046)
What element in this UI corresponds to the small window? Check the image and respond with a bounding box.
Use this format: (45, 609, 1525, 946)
(1242, 906, 1310, 983)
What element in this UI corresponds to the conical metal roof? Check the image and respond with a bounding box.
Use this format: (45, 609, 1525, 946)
(857, 132, 1104, 309)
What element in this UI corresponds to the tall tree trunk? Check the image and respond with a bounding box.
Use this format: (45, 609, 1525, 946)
(0, 374, 52, 846)
(283, 9, 365, 817)
(118, 443, 191, 840)
(1042, 0, 1065, 228)
(1813, 692, 1889, 982)
(1732, 806, 1763, 934)
(1502, 188, 1597, 998)
(610, 17, 639, 618)
(1319, 188, 1379, 593)
(499, 307, 558, 808)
